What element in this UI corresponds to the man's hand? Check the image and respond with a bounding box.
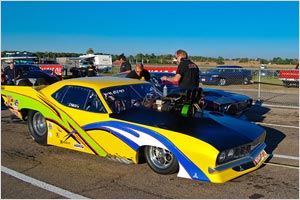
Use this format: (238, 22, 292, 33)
(160, 76, 168, 81)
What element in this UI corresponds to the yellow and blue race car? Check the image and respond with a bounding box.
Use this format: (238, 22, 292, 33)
(1, 77, 268, 183)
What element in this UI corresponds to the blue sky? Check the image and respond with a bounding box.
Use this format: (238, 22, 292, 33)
(1, 1, 299, 59)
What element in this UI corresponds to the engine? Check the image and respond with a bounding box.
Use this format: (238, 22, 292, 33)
(143, 87, 206, 118)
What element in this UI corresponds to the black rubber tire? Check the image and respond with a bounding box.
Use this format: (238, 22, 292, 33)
(27, 111, 48, 145)
(144, 146, 179, 174)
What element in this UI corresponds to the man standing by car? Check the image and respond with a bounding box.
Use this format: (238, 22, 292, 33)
(86, 62, 97, 77)
(160, 49, 199, 89)
(118, 54, 132, 73)
(4, 62, 22, 85)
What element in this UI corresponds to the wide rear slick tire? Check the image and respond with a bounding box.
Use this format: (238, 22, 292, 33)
(144, 146, 179, 175)
(28, 111, 48, 145)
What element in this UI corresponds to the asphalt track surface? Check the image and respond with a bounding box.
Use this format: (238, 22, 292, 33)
(1, 104, 299, 199)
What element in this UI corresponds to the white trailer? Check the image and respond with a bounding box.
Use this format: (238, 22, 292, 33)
(79, 54, 112, 72)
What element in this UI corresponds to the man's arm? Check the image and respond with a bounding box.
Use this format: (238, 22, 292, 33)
(15, 72, 22, 80)
(161, 74, 181, 82)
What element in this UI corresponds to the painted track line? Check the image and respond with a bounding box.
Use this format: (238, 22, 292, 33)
(1, 166, 89, 199)
(256, 122, 299, 129)
(264, 162, 299, 170)
(271, 154, 299, 160)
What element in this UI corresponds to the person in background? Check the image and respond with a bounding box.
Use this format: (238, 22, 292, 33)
(70, 66, 82, 78)
(4, 62, 22, 85)
(118, 54, 132, 73)
(126, 62, 151, 81)
(160, 49, 199, 89)
(86, 61, 97, 77)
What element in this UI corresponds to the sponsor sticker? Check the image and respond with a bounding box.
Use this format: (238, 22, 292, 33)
(48, 122, 53, 130)
(74, 143, 84, 149)
(253, 150, 267, 165)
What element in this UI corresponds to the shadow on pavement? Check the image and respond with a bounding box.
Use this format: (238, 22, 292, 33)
(243, 105, 271, 122)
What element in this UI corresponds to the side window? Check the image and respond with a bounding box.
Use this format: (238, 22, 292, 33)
(19, 67, 29, 76)
(52, 86, 69, 102)
(84, 90, 106, 113)
(101, 86, 132, 113)
(29, 65, 39, 70)
(52, 86, 106, 113)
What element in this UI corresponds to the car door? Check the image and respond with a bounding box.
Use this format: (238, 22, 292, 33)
(232, 68, 243, 84)
(51, 85, 139, 161)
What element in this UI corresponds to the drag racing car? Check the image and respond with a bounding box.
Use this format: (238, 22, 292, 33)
(115, 72, 253, 116)
(1, 77, 268, 183)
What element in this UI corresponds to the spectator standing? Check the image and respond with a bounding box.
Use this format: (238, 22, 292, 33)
(4, 62, 22, 85)
(70, 66, 82, 78)
(160, 49, 199, 88)
(86, 62, 97, 77)
(118, 54, 132, 73)
(126, 62, 151, 81)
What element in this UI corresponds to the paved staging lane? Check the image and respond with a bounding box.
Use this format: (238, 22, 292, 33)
(1, 106, 299, 199)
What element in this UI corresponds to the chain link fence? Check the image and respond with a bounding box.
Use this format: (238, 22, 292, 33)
(198, 66, 299, 108)
(66, 64, 298, 108)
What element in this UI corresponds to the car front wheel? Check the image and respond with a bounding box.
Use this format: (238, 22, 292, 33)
(144, 146, 179, 174)
(28, 111, 48, 145)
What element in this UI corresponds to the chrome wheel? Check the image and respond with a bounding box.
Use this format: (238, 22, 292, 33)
(32, 112, 47, 136)
(149, 146, 173, 168)
(219, 78, 226, 86)
(28, 111, 48, 145)
(243, 77, 249, 85)
(145, 146, 179, 174)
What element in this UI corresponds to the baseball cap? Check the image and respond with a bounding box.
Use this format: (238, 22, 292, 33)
(118, 53, 126, 60)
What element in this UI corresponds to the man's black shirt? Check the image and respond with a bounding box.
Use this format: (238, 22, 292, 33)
(120, 61, 132, 72)
(176, 58, 199, 88)
(126, 69, 151, 81)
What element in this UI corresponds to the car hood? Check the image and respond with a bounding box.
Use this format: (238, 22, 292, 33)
(109, 107, 264, 151)
(203, 88, 251, 104)
(168, 87, 251, 104)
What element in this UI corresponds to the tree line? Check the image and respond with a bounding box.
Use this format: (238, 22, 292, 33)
(1, 49, 298, 65)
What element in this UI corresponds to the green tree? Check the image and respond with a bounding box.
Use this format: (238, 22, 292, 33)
(86, 48, 94, 54)
(128, 55, 135, 64)
(216, 56, 225, 65)
(135, 53, 144, 63)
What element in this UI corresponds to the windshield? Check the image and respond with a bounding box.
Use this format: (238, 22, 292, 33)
(209, 68, 222, 73)
(101, 83, 162, 113)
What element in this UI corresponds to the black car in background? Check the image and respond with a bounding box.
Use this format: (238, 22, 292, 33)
(199, 65, 252, 86)
(2, 64, 59, 86)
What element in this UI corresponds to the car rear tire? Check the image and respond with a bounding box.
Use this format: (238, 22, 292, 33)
(144, 146, 179, 174)
(243, 77, 249, 85)
(219, 78, 226, 86)
(28, 111, 48, 145)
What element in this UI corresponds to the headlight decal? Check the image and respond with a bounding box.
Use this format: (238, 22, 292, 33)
(83, 121, 210, 182)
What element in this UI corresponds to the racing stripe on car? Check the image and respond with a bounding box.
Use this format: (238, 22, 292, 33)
(82, 121, 210, 182)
